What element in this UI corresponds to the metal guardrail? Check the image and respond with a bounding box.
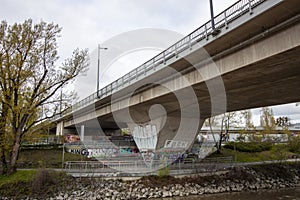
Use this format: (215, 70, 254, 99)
(64, 156, 233, 175)
(21, 136, 63, 146)
(54, 0, 266, 120)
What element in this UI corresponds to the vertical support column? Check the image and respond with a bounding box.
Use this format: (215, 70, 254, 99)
(56, 121, 64, 136)
(131, 124, 158, 151)
(80, 125, 85, 142)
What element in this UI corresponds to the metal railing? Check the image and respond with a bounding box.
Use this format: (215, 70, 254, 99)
(56, 0, 266, 119)
(21, 136, 63, 146)
(64, 156, 233, 176)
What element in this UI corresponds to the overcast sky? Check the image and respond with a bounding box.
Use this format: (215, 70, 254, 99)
(1, 0, 299, 125)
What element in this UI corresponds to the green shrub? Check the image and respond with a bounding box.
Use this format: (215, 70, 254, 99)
(31, 169, 70, 196)
(288, 137, 300, 154)
(157, 166, 170, 178)
(224, 142, 272, 153)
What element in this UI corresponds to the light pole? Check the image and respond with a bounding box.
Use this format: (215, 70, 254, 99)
(209, 0, 220, 36)
(209, 0, 215, 30)
(97, 44, 108, 98)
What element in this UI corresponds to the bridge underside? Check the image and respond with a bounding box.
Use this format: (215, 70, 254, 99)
(59, 2, 300, 162)
(81, 20, 300, 152)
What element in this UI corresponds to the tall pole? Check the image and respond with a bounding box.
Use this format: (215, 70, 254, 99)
(62, 142, 65, 169)
(97, 44, 100, 98)
(209, 0, 216, 30)
(59, 87, 62, 116)
(97, 44, 108, 98)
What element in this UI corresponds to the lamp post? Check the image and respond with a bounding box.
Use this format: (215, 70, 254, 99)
(209, 0, 220, 36)
(97, 44, 108, 98)
(209, 0, 216, 30)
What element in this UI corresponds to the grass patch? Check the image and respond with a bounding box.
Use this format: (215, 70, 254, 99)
(210, 143, 295, 163)
(0, 169, 73, 198)
(224, 142, 272, 153)
(0, 170, 37, 197)
(0, 170, 36, 187)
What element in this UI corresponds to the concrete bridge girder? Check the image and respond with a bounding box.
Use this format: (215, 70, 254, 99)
(65, 18, 300, 129)
(63, 10, 300, 127)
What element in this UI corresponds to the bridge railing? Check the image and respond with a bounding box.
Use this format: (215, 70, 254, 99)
(55, 0, 266, 119)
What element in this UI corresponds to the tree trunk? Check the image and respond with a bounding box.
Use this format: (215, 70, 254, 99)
(0, 140, 8, 175)
(217, 115, 225, 153)
(0, 150, 7, 175)
(7, 134, 21, 175)
(218, 134, 223, 152)
(0, 102, 9, 175)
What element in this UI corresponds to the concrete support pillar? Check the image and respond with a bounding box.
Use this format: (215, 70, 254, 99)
(128, 117, 165, 152)
(128, 116, 204, 166)
(80, 125, 85, 142)
(131, 125, 157, 151)
(56, 121, 64, 136)
(154, 117, 205, 151)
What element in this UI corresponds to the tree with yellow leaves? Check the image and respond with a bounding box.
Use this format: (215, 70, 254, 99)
(0, 19, 88, 175)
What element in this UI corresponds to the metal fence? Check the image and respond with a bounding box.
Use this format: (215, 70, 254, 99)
(54, 0, 267, 120)
(64, 156, 233, 176)
(21, 136, 63, 146)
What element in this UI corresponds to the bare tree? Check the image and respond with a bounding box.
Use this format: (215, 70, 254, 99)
(206, 111, 240, 152)
(241, 110, 254, 130)
(0, 19, 88, 175)
(260, 107, 276, 135)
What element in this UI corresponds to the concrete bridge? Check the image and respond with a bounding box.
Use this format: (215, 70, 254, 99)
(55, 0, 300, 162)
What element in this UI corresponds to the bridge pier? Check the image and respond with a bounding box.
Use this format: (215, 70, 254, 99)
(56, 121, 64, 136)
(56, 121, 77, 136)
(128, 116, 205, 165)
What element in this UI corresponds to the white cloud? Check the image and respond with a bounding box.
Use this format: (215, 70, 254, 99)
(0, 0, 237, 59)
(251, 103, 300, 125)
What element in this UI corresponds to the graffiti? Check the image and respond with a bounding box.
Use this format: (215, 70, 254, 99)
(132, 124, 158, 150)
(87, 148, 118, 158)
(119, 147, 139, 155)
(164, 140, 188, 149)
(69, 148, 89, 156)
(158, 150, 184, 162)
(141, 151, 155, 167)
(66, 144, 139, 159)
(65, 134, 80, 143)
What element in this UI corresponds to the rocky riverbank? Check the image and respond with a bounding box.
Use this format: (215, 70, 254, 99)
(1, 163, 300, 200)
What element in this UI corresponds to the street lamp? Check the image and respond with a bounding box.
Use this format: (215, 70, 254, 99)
(209, 0, 220, 36)
(97, 44, 108, 98)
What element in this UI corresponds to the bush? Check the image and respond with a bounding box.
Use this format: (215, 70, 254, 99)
(32, 169, 56, 194)
(224, 142, 272, 153)
(31, 169, 70, 196)
(157, 166, 170, 178)
(288, 137, 300, 154)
